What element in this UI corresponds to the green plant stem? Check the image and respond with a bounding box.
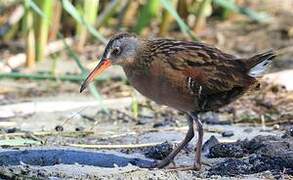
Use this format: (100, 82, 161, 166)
(33, 0, 53, 61)
(48, 0, 62, 41)
(159, 6, 174, 36)
(119, 0, 139, 28)
(131, 92, 138, 119)
(24, 0, 35, 68)
(134, 0, 160, 34)
(160, 0, 198, 41)
(77, 0, 99, 50)
(177, 0, 189, 20)
(193, 0, 212, 33)
(96, 0, 120, 29)
(0, 72, 119, 82)
(62, 0, 107, 44)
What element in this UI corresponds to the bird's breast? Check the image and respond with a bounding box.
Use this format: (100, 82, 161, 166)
(122, 62, 198, 112)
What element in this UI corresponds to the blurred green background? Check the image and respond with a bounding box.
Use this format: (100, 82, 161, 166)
(0, 0, 292, 101)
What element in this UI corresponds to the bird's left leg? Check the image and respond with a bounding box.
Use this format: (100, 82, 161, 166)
(155, 115, 195, 168)
(190, 112, 203, 170)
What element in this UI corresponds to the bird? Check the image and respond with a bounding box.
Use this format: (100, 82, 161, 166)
(80, 33, 276, 170)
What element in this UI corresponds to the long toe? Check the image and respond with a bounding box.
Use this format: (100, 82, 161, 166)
(165, 165, 200, 171)
(141, 158, 174, 169)
(155, 158, 173, 168)
(140, 160, 158, 168)
(193, 162, 202, 171)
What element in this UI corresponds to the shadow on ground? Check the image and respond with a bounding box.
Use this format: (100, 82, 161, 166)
(0, 148, 154, 168)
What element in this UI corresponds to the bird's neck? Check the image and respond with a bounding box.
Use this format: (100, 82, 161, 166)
(122, 39, 152, 72)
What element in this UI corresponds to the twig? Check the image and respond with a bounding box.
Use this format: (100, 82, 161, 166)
(61, 106, 89, 126)
(67, 142, 169, 149)
(133, 126, 224, 134)
(101, 132, 137, 140)
(32, 131, 94, 137)
(25, 132, 45, 144)
(265, 119, 292, 126)
(0, 131, 94, 138)
(0, 72, 114, 82)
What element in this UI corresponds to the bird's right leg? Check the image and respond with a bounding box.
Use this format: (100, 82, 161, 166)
(155, 115, 194, 168)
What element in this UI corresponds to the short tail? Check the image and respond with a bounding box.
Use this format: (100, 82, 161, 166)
(243, 50, 276, 77)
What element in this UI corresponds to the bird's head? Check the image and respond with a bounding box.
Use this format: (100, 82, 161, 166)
(80, 33, 139, 92)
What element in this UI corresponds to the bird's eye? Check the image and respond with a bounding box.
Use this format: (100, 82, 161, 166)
(112, 47, 121, 56)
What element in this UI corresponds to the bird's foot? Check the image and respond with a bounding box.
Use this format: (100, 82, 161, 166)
(165, 163, 202, 171)
(141, 158, 174, 169)
(155, 159, 172, 169)
(193, 162, 201, 171)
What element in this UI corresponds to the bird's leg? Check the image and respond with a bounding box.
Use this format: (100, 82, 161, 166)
(155, 116, 194, 168)
(166, 113, 203, 171)
(190, 112, 203, 170)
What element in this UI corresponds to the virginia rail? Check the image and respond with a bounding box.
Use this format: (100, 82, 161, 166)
(80, 33, 276, 170)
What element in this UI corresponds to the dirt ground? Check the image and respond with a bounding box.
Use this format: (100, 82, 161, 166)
(0, 91, 291, 179)
(0, 2, 293, 179)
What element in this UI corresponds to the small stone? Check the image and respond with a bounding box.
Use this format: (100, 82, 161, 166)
(75, 127, 84, 131)
(144, 141, 173, 160)
(208, 143, 245, 158)
(202, 135, 219, 155)
(92, 133, 293, 175)
(203, 115, 231, 125)
(249, 152, 293, 174)
(247, 135, 281, 153)
(208, 159, 252, 176)
(243, 128, 253, 133)
(273, 124, 280, 130)
(249, 154, 282, 173)
(55, 125, 64, 132)
(202, 116, 220, 125)
(222, 131, 234, 137)
(152, 122, 164, 128)
(254, 141, 290, 157)
(136, 117, 151, 125)
(5, 128, 19, 133)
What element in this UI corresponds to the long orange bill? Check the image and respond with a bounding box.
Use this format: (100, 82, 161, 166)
(80, 58, 111, 93)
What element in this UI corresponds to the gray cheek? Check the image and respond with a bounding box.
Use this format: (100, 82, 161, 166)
(105, 52, 111, 59)
(124, 49, 135, 57)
